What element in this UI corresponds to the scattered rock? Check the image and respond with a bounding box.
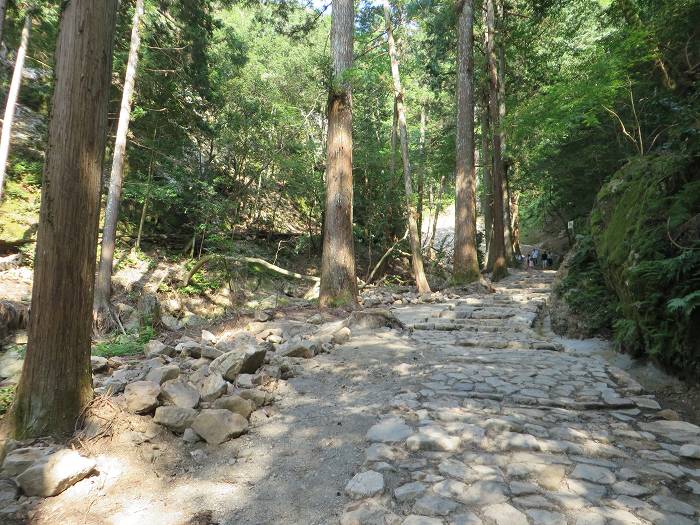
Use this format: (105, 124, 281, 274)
(16, 449, 96, 497)
(192, 409, 249, 445)
(145, 364, 180, 385)
(161, 378, 200, 409)
(1, 447, 48, 477)
(124, 381, 161, 414)
(144, 340, 175, 358)
(153, 406, 197, 433)
(90, 355, 108, 373)
(0, 478, 19, 504)
(214, 395, 255, 419)
(199, 372, 228, 402)
(347, 308, 405, 330)
(679, 444, 700, 459)
(209, 351, 246, 381)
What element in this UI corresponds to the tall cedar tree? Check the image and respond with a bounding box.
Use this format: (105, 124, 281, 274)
(382, 0, 431, 293)
(95, 0, 145, 329)
(319, 0, 358, 307)
(11, 0, 118, 437)
(453, 0, 479, 282)
(485, 0, 507, 280)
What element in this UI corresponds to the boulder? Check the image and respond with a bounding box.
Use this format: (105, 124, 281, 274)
(161, 378, 200, 409)
(239, 345, 267, 374)
(161, 314, 182, 331)
(201, 330, 217, 344)
(209, 351, 245, 381)
(199, 373, 228, 402)
(144, 340, 175, 358)
(346, 309, 405, 330)
(0, 478, 19, 505)
(153, 406, 197, 433)
(239, 388, 271, 408)
(192, 409, 249, 445)
(90, 355, 109, 373)
(16, 449, 96, 497)
(214, 395, 255, 419)
(279, 338, 316, 358)
(145, 365, 180, 385)
(176, 340, 202, 358)
(332, 327, 352, 345)
(1, 447, 48, 477)
(124, 381, 161, 414)
(201, 346, 223, 360)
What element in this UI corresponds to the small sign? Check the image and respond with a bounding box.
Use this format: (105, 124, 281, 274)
(567, 220, 574, 231)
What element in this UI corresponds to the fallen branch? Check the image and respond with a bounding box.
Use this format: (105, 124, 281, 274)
(361, 229, 408, 289)
(183, 254, 320, 287)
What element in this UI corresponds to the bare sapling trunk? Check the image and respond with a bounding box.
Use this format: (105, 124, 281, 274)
(426, 172, 446, 258)
(481, 98, 492, 257)
(382, 0, 430, 293)
(453, 0, 479, 283)
(510, 187, 521, 257)
(10, 0, 118, 438)
(485, 0, 507, 280)
(319, 0, 358, 307)
(0, 14, 31, 203)
(417, 104, 426, 240)
(136, 129, 157, 250)
(94, 0, 145, 330)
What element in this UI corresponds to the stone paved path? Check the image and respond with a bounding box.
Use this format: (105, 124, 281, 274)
(342, 271, 700, 525)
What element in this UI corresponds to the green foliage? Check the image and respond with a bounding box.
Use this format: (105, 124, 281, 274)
(591, 153, 700, 376)
(92, 326, 155, 358)
(554, 235, 619, 336)
(0, 386, 16, 417)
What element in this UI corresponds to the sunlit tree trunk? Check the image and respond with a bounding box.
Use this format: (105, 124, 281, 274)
(510, 186, 521, 257)
(382, 0, 430, 293)
(0, 14, 31, 203)
(497, 3, 512, 263)
(417, 104, 426, 239)
(94, 0, 145, 327)
(11, 0, 118, 438)
(481, 97, 492, 257)
(319, 0, 358, 307)
(485, 0, 507, 280)
(453, 0, 479, 283)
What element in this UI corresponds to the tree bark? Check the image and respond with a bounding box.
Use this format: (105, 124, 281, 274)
(417, 104, 426, 240)
(94, 0, 145, 325)
(510, 187, 521, 257)
(0, 0, 8, 52)
(11, 0, 118, 438)
(136, 129, 157, 250)
(0, 14, 31, 203)
(497, 7, 512, 263)
(481, 96, 492, 256)
(426, 172, 446, 258)
(453, 0, 479, 283)
(319, 0, 358, 307)
(485, 0, 507, 280)
(382, 0, 430, 293)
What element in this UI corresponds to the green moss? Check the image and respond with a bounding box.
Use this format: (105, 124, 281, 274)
(0, 386, 16, 417)
(590, 153, 700, 376)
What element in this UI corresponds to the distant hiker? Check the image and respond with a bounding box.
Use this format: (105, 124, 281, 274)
(527, 253, 534, 270)
(531, 247, 540, 266)
(542, 251, 549, 268)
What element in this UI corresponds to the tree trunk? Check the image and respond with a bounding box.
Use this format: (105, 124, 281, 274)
(481, 97, 492, 255)
(497, 9, 512, 264)
(426, 172, 446, 258)
(0, 0, 8, 52)
(453, 0, 479, 283)
(319, 0, 358, 307)
(11, 0, 118, 438)
(510, 187, 521, 257)
(485, 0, 507, 280)
(136, 129, 157, 250)
(94, 0, 145, 325)
(382, 0, 430, 293)
(417, 104, 426, 240)
(0, 14, 31, 203)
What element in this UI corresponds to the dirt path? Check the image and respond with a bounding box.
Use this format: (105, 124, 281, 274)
(10, 270, 700, 524)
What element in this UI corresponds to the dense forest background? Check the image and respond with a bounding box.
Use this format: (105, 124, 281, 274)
(0, 0, 698, 376)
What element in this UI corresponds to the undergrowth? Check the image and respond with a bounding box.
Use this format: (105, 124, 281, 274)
(92, 326, 155, 358)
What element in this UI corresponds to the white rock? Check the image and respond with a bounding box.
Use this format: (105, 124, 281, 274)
(345, 470, 384, 499)
(571, 463, 616, 485)
(16, 449, 96, 497)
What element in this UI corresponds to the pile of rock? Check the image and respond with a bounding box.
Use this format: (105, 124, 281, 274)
(94, 313, 358, 445)
(360, 289, 462, 307)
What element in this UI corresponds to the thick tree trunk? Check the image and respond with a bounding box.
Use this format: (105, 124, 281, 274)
(497, 13, 512, 264)
(485, 0, 507, 280)
(94, 0, 145, 326)
(319, 0, 358, 307)
(0, 14, 31, 203)
(11, 0, 118, 438)
(453, 0, 479, 283)
(382, 0, 430, 293)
